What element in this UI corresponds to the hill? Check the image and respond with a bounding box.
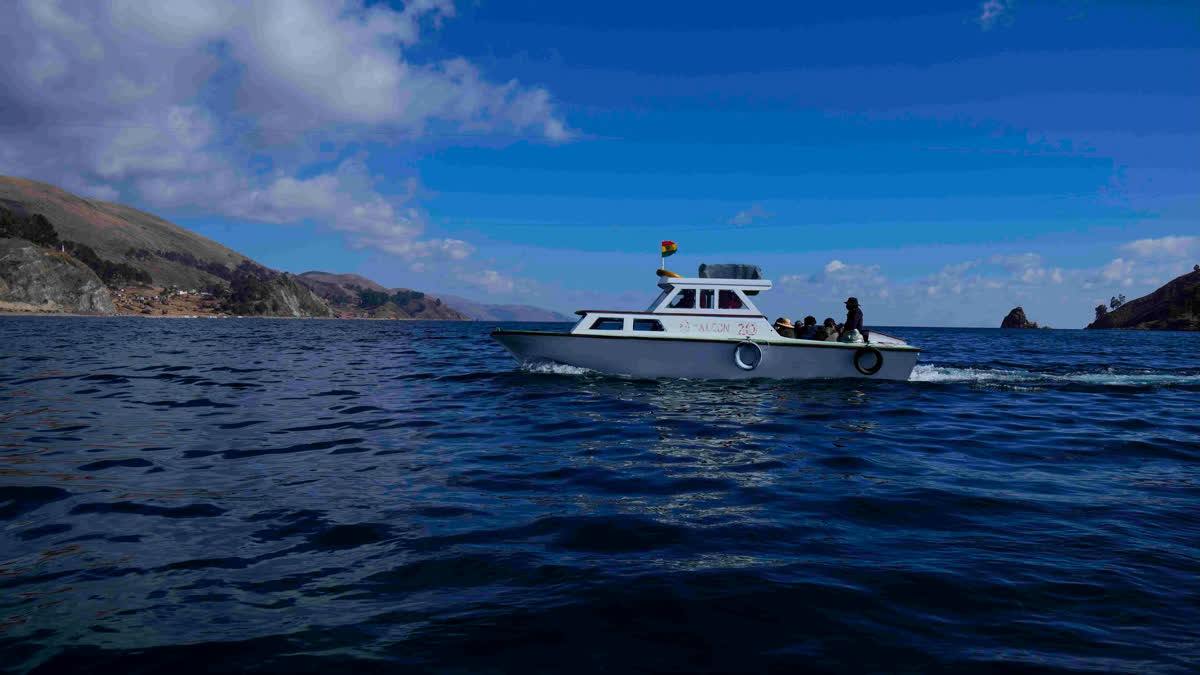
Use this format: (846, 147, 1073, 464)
(0, 176, 250, 290)
(1086, 268, 1200, 330)
(0, 187, 332, 318)
(0, 175, 535, 321)
(433, 293, 570, 322)
(297, 271, 469, 320)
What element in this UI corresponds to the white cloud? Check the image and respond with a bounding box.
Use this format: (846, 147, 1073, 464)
(989, 252, 1043, 272)
(780, 259, 887, 289)
(395, 238, 476, 261)
(728, 203, 772, 226)
(764, 235, 1197, 327)
(1020, 267, 1045, 283)
(460, 269, 514, 294)
(977, 0, 1013, 30)
(942, 260, 980, 277)
(1098, 258, 1134, 282)
(1118, 236, 1199, 260)
(0, 0, 571, 259)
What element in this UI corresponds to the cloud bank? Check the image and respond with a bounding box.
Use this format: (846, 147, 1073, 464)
(770, 235, 1199, 327)
(0, 0, 570, 259)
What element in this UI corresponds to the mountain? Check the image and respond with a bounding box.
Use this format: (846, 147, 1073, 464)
(297, 271, 469, 320)
(433, 293, 571, 322)
(1086, 268, 1200, 330)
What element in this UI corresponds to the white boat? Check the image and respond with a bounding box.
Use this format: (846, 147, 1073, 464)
(491, 267, 921, 380)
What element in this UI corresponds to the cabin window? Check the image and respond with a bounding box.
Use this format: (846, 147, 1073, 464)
(699, 289, 715, 309)
(668, 289, 695, 309)
(718, 290, 744, 309)
(632, 319, 664, 332)
(590, 317, 625, 331)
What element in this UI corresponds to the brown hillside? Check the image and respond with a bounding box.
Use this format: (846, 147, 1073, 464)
(298, 271, 389, 294)
(0, 175, 249, 289)
(298, 271, 469, 320)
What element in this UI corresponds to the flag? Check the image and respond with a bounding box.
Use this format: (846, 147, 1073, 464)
(661, 240, 677, 257)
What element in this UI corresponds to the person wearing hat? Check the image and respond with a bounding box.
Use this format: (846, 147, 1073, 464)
(772, 317, 794, 338)
(839, 297, 864, 343)
(814, 317, 839, 341)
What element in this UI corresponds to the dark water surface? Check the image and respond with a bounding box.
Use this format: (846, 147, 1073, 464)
(2, 318, 1198, 673)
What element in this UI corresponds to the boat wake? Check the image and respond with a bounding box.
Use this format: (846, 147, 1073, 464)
(515, 362, 1200, 387)
(910, 364, 1200, 387)
(519, 362, 596, 376)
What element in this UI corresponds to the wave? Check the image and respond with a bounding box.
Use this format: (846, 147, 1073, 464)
(910, 364, 1200, 386)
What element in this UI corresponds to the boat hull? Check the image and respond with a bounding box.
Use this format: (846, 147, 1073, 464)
(491, 330, 920, 381)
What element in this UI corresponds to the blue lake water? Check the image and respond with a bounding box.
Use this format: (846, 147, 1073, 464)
(1, 318, 1198, 673)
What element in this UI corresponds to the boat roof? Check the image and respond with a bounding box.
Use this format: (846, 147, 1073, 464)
(657, 276, 773, 291)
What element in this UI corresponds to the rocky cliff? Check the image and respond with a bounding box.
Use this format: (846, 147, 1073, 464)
(261, 274, 336, 318)
(0, 239, 115, 314)
(1086, 269, 1200, 330)
(1000, 307, 1038, 329)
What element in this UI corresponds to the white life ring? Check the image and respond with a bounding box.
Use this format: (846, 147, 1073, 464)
(733, 341, 762, 370)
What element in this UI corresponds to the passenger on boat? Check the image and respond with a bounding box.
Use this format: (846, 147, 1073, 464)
(814, 317, 839, 341)
(826, 317, 840, 340)
(794, 316, 818, 339)
(773, 317, 794, 338)
(839, 297, 865, 343)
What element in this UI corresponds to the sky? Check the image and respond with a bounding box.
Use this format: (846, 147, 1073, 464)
(0, 0, 1196, 327)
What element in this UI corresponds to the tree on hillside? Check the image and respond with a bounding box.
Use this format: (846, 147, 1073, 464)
(1, 207, 151, 285)
(1110, 294, 1126, 310)
(358, 289, 390, 308)
(390, 290, 423, 306)
(63, 240, 152, 285)
(0, 209, 61, 248)
(1094, 304, 1108, 322)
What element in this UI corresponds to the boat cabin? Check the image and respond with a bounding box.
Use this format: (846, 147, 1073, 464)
(569, 274, 776, 340)
(646, 276, 771, 316)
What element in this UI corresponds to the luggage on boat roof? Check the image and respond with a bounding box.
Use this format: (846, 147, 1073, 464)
(698, 263, 762, 280)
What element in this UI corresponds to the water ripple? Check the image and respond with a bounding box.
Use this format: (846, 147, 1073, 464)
(1, 319, 1198, 673)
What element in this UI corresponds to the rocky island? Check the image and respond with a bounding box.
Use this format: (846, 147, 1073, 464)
(1087, 267, 1200, 331)
(1001, 306, 1039, 329)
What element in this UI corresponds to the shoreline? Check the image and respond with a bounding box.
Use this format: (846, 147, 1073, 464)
(0, 311, 477, 321)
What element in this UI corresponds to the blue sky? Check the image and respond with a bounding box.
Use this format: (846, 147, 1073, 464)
(1, 1, 1196, 326)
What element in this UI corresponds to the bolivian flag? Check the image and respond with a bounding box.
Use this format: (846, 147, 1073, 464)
(661, 240, 678, 257)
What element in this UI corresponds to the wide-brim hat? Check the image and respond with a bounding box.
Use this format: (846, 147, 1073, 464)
(845, 297, 860, 307)
(774, 318, 793, 327)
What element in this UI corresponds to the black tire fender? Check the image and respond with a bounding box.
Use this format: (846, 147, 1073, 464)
(854, 346, 884, 375)
(734, 341, 762, 371)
